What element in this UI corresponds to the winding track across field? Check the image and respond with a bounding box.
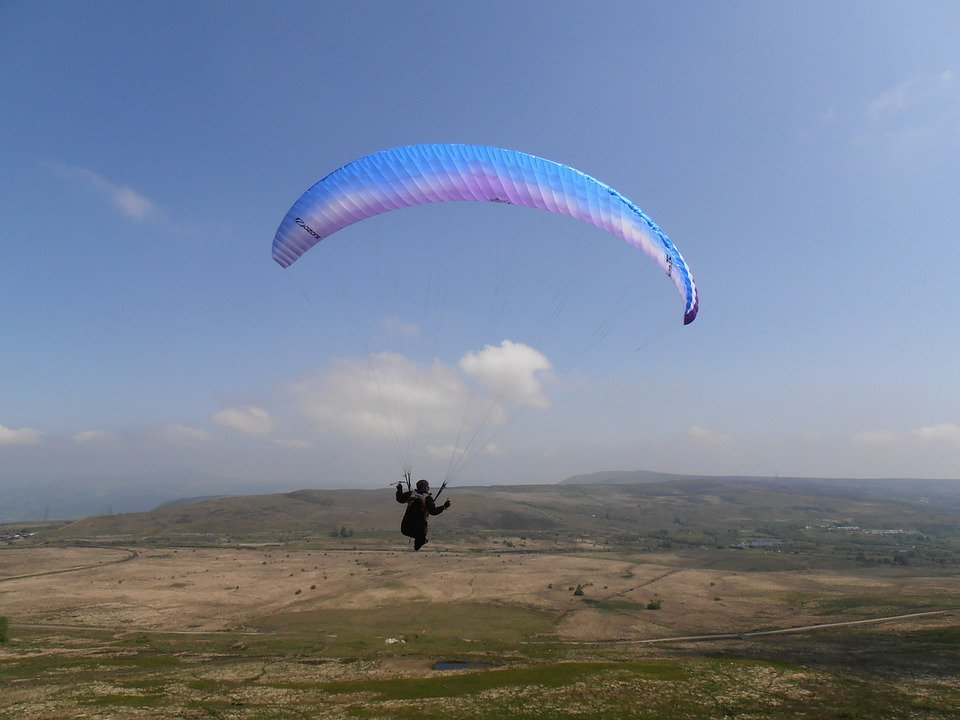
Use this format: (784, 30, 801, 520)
(10, 623, 261, 636)
(13, 610, 950, 642)
(0, 546, 139, 584)
(535, 609, 951, 645)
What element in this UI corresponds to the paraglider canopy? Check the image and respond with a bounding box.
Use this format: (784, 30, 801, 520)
(273, 144, 698, 325)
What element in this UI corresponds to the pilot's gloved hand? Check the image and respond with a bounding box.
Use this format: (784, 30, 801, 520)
(443, 500, 451, 509)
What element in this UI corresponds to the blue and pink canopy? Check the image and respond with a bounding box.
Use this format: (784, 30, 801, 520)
(273, 143, 698, 324)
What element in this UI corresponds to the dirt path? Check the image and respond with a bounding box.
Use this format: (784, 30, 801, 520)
(12, 610, 951, 645)
(539, 609, 952, 645)
(603, 565, 684, 601)
(10, 623, 262, 636)
(0, 547, 139, 584)
(547, 563, 685, 635)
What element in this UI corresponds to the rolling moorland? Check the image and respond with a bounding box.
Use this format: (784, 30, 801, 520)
(1, 474, 958, 718)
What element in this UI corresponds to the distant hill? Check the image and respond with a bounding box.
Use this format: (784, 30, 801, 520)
(0, 473, 293, 522)
(560, 469, 960, 495)
(9, 467, 958, 526)
(48, 485, 569, 539)
(43, 477, 960, 543)
(560, 469, 699, 485)
(152, 495, 237, 510)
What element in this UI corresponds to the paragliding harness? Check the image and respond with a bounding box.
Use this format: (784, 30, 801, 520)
(399, 472, 447, 541)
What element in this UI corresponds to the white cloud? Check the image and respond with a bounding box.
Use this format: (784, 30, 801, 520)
(459, 340, 554, 410)
(910, 423, 960, 444)
(0, 424, 43, 446)
(292, 352, 504, 441)
(425, 441, 502, 464)
(425, 443, 460, 460)
(867, 70, 954, 123)
(212, 405, 274, 436)
(72, 430, 117, 444)
(481, 442, 503, 457)
(272, 438, 313, 450)
(42, 161, 159, 220)
(156, 424, 214, 446)
(845, 70, 958, 156)
(849, 424, 960, 447)
(291, 342, 554, 465)
(686, 425, 735, 447)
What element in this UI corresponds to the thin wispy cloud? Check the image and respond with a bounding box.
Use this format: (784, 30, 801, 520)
(851, 69, 957, 155)
(425, 441, 501, 460)
(866, 70, 954, 123)
(213, 406, 275, 436)
(911, 422, 960, 444)
(686, 425, 735, 448)
(156, 424, 214, 446)
(0, 424, 44, 446)
(852, 423, 960, 446)
(41, 161, 160, 221)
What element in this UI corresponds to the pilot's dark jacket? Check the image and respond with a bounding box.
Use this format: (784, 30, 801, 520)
(396, 486, 446, 542)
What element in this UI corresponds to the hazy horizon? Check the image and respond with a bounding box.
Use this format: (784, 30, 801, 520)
(5, 467, 960, 525)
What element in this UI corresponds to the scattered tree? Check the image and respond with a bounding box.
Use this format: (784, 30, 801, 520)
(0, 617, 8, 643)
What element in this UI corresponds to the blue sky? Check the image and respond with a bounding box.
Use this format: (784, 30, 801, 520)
(2, 1, 959, 490)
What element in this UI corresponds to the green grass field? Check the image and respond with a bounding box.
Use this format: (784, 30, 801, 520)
(3, 629, 958, 720)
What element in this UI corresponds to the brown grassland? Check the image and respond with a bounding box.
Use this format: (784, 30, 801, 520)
(1, 479, 959, 718)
